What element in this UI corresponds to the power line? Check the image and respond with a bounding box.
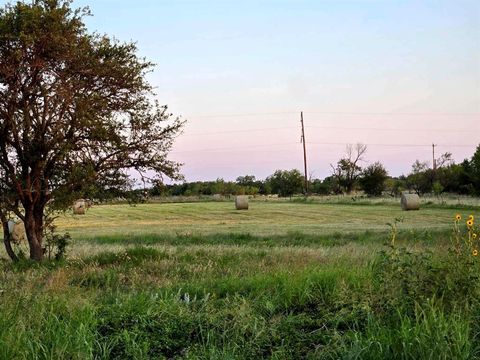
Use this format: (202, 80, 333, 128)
(182, 126, 297, 136)
(171, 114, 478, 155)
(171, 142, 298, 154)
(184, 159, 298, 168)
(171, 141, 476, 155)
(306, 126, 478, 134)
(186, 111, 480, 118)
(304, 111, 480, 116)
(188, 111, 298, 118)
(436, 144, 476, 148)
(179, 125, 479, 137)
(307, 142, 476, 148)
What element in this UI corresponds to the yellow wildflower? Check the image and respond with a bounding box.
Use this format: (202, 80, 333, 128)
(467, 219, 474, 227)
(469, 215, 474, 221)
(474, 234, 478, 240)
(473, 249, 478, 256)
(455, 214, 461, 221)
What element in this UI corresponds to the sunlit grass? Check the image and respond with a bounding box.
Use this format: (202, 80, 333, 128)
(52, 201, 457, 240)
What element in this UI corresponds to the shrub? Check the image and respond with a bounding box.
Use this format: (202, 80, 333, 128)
(359, 162, 388, 196)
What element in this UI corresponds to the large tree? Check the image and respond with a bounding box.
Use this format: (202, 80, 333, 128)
(405, 153, 453, 196)
(468, 145, 480, 195)
(0, 0, 184, 261)
(359, 162, 388, 196)
(330, 143, 367, 194)
(266, 169, 303, 198)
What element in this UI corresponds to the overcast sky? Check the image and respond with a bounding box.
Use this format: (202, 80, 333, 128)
(17, 1, 480, 181)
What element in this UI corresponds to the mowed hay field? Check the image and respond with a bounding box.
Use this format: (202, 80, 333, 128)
(1, 200, 480, 359)
(56, 201, 457, 238)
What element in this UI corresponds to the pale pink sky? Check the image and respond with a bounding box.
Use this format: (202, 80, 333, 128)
(69, 0, 480, 182)
(171, 112, 479, 181)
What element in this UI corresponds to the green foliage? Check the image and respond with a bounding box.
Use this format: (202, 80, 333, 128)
(330, 143, 367, 194)
(385, 177, 406, 196)
(309, 178, 335, 195)
(432, 181, 444, 196)
(235, 175, 261, 195)
(42, 215, 71, 261)
(44, 232, 71, 261)
(266, 169, 304, 197)
(437, 163, 466, 193)
(165, 179, 242, 197)
(372, 215, 480, 317)
(468, 145, 480, 196)
(404, 147, 480, 196)
(359, 162, 388, 196)
(0, 0, 183, 260)
(372, 246, 441, 315)
(406, 160, 434, 195)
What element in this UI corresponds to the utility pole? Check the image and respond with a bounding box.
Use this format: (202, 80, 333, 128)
(300, 111, 308, 195)
(432, 143, 437, 171)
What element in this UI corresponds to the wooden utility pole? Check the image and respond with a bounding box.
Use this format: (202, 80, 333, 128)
(300, 111, 308, 195)
(432, 143, 437, 171)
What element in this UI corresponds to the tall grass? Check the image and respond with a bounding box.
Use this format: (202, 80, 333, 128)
(347, 301, 475, 359)
(0, 294, 97, 359)
(75, 228, 450, 248)
(0, 203, 479, 359)
(1, 248, 478, 359)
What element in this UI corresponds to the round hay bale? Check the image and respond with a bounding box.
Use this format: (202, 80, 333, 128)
(401, 193, 420, 211)
(235, 195, 249, 210)
(7, 219, 26, 244)
(73, 199, 86, 215)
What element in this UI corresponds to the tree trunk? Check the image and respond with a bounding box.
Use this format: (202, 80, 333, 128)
(2, 221, 18, 262)
(24, 208, 44, 261)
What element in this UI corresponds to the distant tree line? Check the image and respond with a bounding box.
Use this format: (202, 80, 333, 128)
(149, 170, 304, 198)
(400, 146, 480, 196)
(114, 143, 480, 200)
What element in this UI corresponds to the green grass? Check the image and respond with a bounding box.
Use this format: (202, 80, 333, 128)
(53, 201, 459, 239)
(0, 200, 479, 359)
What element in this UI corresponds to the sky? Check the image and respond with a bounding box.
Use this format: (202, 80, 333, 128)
(9, 0, 480, 181)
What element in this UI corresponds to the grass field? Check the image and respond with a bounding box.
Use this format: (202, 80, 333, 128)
(0, 200, 479, 359)
(56, 201, 458, 237)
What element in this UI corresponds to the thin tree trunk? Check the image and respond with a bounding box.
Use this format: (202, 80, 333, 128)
(2, 221, 18, 262)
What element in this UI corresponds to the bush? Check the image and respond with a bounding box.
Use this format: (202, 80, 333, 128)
(266, 169, 304, 197)
(359, 162, 388, 196)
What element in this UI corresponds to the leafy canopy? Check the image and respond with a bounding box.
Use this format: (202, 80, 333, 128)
(0, 0, 184, 260)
